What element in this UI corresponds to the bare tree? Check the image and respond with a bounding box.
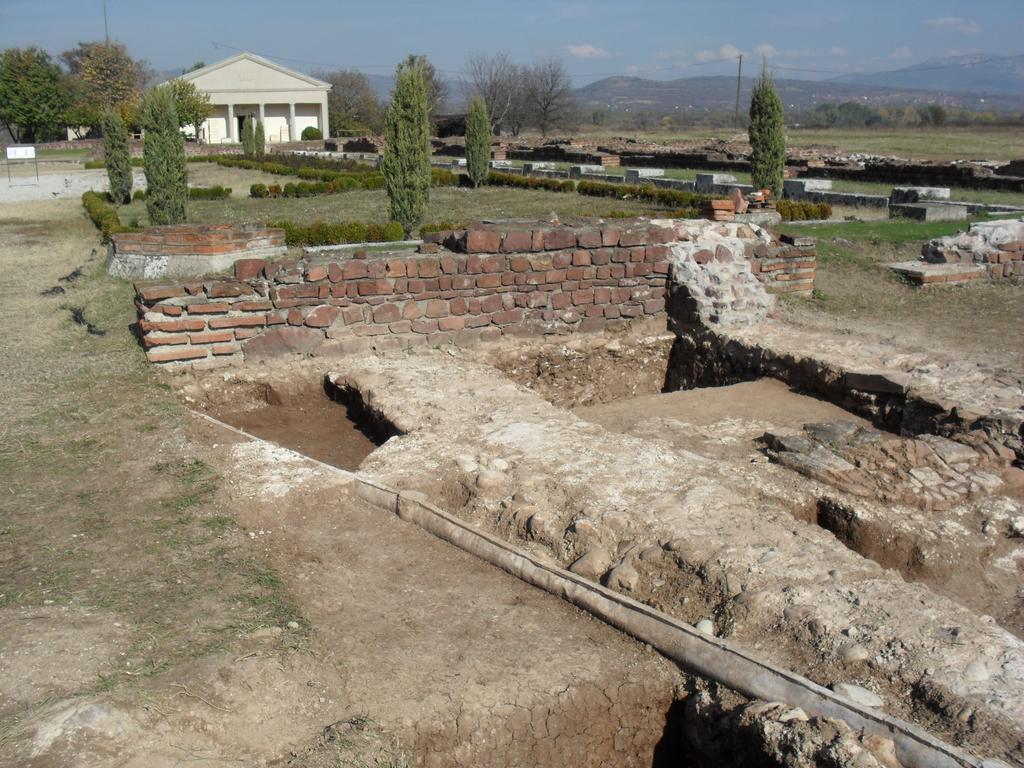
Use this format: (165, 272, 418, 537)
(314, 69, 384, 134)
(465, 52, 524, 134)
(524, 58, 577, 137)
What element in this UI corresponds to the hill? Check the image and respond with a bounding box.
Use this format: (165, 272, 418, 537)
(831, 54, 1024, 97)
(574, 74, 1023, 114)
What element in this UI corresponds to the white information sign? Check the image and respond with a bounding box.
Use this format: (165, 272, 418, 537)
(5, 145, 36, 160)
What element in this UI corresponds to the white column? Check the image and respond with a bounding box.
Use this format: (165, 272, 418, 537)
(288, 103, 296, 143)
(320, 95, 329, 140)
(228, 104, 237, 142)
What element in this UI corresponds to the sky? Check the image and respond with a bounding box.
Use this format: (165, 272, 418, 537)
(2, 0, 1022, 85)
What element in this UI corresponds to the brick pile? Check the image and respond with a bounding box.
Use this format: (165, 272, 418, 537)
(134, 220, 678, 366)
(749, 233, 817, 293)
(921, 217, 1024, 280)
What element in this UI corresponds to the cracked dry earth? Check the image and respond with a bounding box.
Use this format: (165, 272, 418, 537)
(331, 348, 1024, 766)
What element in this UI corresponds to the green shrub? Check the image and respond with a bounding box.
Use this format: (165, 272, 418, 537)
(188, 185, 231, 200)
(749, 67, 786, 198)
(777, 200, 832, 221)
(254, 119, 266, 159)
(242, 115, 255, 157)
(250, 183, 269, 198)
(140, 86, 188, 225)
(487, 172, 574, 193)
(101, 109, 133, 204)
(419, 219, 467, 234)
(381, 60, 432, 236)
(301, 126, 323, 140)
(133, 189, 146, 201)
(81, 191, 134, 240)
(577, 179, 707, 208)
(465, 97, 491, 187)
(268, 219, 407, 246)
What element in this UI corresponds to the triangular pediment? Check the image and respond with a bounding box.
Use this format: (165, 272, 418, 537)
(173, 52, 330, 92)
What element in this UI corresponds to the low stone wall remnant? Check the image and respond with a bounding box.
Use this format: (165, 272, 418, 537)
(132, 218, 814, 367)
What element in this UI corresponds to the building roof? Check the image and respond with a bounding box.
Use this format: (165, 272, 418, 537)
(171, 51, 331, 90)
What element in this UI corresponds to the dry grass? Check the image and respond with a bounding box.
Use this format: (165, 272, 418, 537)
(777, 218, 1024, 366)
(0, 200, 302, 713)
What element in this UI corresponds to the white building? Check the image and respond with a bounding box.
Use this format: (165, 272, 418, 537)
(175, 52, 330, 144)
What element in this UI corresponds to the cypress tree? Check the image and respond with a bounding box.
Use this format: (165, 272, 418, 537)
(140, 87, 187, 225)
(254, 119, 266, 159)
(381, 61, 431, 236)
(101, 108, 132, 204)
(464, 97, 491, 188)
(241, 115, 255, 157)
(748, 64, 786, 198)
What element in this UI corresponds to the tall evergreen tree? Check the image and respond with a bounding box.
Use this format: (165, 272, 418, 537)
(254, 119, 266, 159)
(241, 115, 255, 157)
(748, 63, 786, 198)
(464, 97, 491, 188)
(101, 109, 133, 204)
(140, 87, 187, 225)
(381, 60, 431, 236)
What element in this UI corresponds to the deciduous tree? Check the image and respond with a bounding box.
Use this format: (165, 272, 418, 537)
(0, 47, 70, 142)
(381, 60, 431, 236)
(524, 58, 576, 137)
(314, 70, 384, 134)
(61, 42, 146, 116)
(165, 79, 212, 134)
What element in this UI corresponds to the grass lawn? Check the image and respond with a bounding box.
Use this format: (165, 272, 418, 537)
(776, 217, 1024, 366)
(118, 165, 659, 232)
(576, 126, 1024, 162)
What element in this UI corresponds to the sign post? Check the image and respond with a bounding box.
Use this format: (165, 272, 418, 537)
(5, 145, 39, 186)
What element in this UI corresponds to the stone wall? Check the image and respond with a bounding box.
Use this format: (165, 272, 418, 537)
(921, 217, 1024, 280)
(109, 223, 286, 279)
(132, 219, 811, 366)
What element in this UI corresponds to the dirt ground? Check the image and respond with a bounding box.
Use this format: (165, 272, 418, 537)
(0, 198, 687, 766)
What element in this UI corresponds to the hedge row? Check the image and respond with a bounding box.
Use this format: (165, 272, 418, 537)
(129, 186, 232, 201)
(777, 200, 833, 221)
(486, 172, 575, 193)
(268, 219, 405, 247)
(246, 168, 457, 199)
(84, 156, 215, 169)
(81, 191, 134, 240)
(577, 180, 708, 209)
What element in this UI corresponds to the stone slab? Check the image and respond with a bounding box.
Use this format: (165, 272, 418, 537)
(890, 203, 968, 222)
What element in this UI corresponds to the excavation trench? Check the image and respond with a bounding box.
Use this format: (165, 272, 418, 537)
(187, 335, 1022, 766)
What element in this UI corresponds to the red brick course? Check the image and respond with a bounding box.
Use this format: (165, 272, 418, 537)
(134, 219, 815, 365)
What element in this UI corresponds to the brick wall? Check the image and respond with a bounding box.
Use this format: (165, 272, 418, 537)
(134, 221, 678, 366)
(750, 234, 817, 293)
(109, 223, 286, 280)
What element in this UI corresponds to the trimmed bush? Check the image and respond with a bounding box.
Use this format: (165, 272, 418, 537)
(101, 109, 133, 204)
(465, 97, 491, 187)
(140, 86, 188, 226)
(577, 179, 707, 208)
(81, 191, 131, 240)
(749, 67, 786, 198)
(242, 115, 255, 157)
(301, 126, 323, 140)
(188, 185, 231, 200)
(250, 183, 269, 198)
(268, 219, 406, 247)
(777, 200, 832, 221)
(381, 61, 432, 236)
(487, 172, 575, 193)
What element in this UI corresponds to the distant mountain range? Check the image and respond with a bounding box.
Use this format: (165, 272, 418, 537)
(831, 54, 1024, 96)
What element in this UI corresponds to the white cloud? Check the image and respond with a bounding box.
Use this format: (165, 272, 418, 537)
(829, 46, 848, 57)
(718, 44, 743, 59)
(567, 44, 612, 59)
(694, 44, 742, 63)
(754, 44, 778, 57)
(926, 16, 981, 34)
(888, 46, 913, 60)
(694, 49, 717, 63)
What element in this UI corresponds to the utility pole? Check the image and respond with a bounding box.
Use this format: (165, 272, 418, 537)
(103, 0, 109, 42)
(734, 54, 743, 128)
